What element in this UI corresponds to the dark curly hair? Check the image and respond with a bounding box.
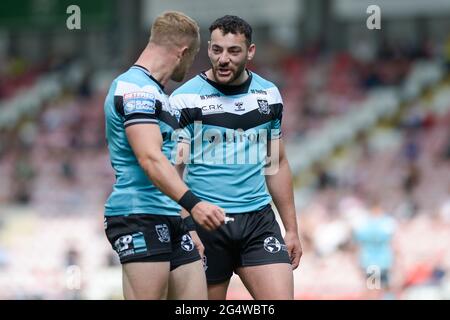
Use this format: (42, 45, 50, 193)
(209, 15, 252, 46)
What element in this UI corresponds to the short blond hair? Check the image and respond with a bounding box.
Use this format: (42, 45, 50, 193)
(150, 11, 199, 51)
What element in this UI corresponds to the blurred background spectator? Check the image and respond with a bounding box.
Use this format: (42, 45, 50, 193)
(352, 201, 397, 298)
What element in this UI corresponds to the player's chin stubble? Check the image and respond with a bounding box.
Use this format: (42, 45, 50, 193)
(213, 63, 245, 85)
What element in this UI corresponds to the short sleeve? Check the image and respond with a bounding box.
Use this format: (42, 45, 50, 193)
(268, 86, 284, 140)
(114, 80, 162, 128)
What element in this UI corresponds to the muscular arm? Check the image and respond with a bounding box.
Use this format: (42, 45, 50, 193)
(265, 138, 302, 268)
(126, 123, 189, 202)
(174, 140, 206, 258)
(174, 142, 190, 220)
(266, 139, 298, 233)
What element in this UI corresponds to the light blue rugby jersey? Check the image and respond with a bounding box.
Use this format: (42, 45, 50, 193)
(169, 70, 283, 213)
(104, 65, 181, 216)
(354, 215, 396, 271)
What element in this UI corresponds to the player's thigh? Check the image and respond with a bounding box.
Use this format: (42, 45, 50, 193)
(236, 263, 293, 300)
(207, 280, 230, 300)
(195, 223, 236, 287)
(166, 221, 206, 299)
(168, 260, 207, 300)
(122, 261, 170, 299)
(237, 207, 294, 299)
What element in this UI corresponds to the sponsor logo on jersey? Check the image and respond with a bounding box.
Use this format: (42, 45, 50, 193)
(234, 101, 245, 112)
(201, 104, 224, 114)
(123, 91, 156, 115)
(250, 89, 267, 95)
(200, 93, 221, 100)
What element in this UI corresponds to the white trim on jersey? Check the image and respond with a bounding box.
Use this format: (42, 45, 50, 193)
(124, 118, 159, 127)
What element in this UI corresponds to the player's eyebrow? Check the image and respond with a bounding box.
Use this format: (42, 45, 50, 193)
(211, 44, 242, 51)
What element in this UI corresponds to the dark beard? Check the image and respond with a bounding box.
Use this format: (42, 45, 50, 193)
(212, 62, 246, 85)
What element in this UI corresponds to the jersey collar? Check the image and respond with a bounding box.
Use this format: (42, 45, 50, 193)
(132, 64, 165, 92)
(200, 69, 252, 95)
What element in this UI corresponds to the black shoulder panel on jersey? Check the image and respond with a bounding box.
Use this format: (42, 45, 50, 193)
(154, 99, 163, 116)
(114, 96, 124, 116)
(159, 110, 179, 130)
(179, 107, 202, 128)
(270, 103, 283, 120)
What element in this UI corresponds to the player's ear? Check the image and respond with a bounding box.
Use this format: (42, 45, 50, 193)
(179, 46, 190, 58)
(247, 43, 256, 61)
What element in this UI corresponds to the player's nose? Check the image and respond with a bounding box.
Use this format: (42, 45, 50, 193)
(218, 53, 230, 65)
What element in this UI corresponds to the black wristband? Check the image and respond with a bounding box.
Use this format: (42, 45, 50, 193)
(182, 215, 196, 232)
(178, 190, 201, 213)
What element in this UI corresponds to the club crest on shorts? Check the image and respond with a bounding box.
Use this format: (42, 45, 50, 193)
(263, 236, 282, 253)
(181, 234, 195, 251)
(257, 99, 270, 115)
(155, 224, 170, 243)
